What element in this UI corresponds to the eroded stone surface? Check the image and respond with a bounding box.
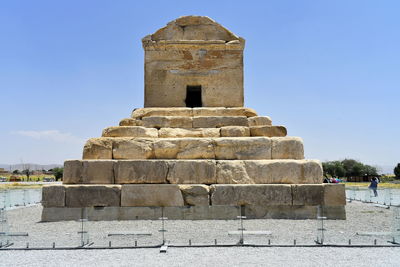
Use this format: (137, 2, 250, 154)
(65, 185, 121, 207)
(154, 138, 214, 159)
(63, 160, 83, 184)
(167, 160, 216, 184)
(42, 185, 65, 207)
(323, 184, 346, 206)
(250, 126, 287, 137)
(142, 116, 193, 128)
(81, 160, 115, 184)
(248, 116, 272, 126)
(214, 137, 271, 160)
(271, 137, 304, 160)
(83, 138, 113, 159)
(211, 184, 292, 206)
(158, 128, 220, 138)
(179, 185, 210, 206)
(193, 116, 248, 128)
(121, 185, 184, 207)
(102, 126, 158, 138)
(112, 138, 154, 159)
(192, 108, 257, 117)
(119, 118, 142, 126)
(114, 160, 168, 184)
(292, 184, 324, 206)
(220, 126, 250, 137)
(132, 108, 193, 119)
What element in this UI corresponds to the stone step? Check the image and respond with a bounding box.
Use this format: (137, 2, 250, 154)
(42, 184, 346, 220)
(63, 159, 321, 184)
(101, 126, 287, 138)
(131, 107, 258, 119)
(82, 137, 303, 160)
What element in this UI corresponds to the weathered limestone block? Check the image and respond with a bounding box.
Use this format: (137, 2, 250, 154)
(216, 161, 252, 184)
(220, 126, 250, 137)
(271, 137, 304, 159)
(114, 160, 168, 184)
(121, 185, 184, 207)
(83, 138, 113, 159)
(250, 126, 287, 137)
(112, 138, 154, 159)
(192, 107, 257, 117)
(119, 118, 142, 126)
(159, 128, 220, 138)
(248, 116, 272, 126)
(154, 138, 214, 159)
(179, 185, 210, 206)
(214, 137, 271, 160)
(102, 126, 158, 138)
(42, 185, 65, 207)
(142, 116, 193, 128)
(82, 160, 115, 184)
(192, 116, 248, 128)
(211, 184, 292, 206)
(65, 185, 121, 207)
(132, 108, 192, 119)
(292, 184, 324, 206)
(323, 184, 346, 206)
(244, 160, 303, 184)
(167, 160, 216, 184)
(63, 160, 83, 184)
(216, 160, 321, 184)
(302, 160, 323, 184)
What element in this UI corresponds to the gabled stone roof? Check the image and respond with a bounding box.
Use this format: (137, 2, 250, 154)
(143, 16, 241, 42)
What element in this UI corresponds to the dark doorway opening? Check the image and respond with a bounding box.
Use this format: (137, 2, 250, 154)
(185, 85, 202, 107)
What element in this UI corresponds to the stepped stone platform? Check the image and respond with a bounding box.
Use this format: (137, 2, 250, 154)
(42, 16, 346, 221)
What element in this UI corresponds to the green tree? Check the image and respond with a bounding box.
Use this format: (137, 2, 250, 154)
(394, 163, 400, 179)
(363, 165, 378, 176)
(23, 169, 31, 181)
(12, 170, 19, 174)
(52, 167, 63, 181)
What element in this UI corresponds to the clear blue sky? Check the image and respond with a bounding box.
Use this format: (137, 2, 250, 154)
(0, 0, 398, 173)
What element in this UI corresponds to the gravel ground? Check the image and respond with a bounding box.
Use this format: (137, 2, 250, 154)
(1, 201, 400, 266)
(1, 247, 400, 266)
(3, 201, 399, 247)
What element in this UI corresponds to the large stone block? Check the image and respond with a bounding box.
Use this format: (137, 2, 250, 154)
(247, 116, 272, 126)
(132, 108, 193, 119)
(83, 138, 113, 159)
(119, 118, 142, 126)
(192, 107, 257, 117)
(167, 160, 216, 184)
(323, 184, 346, 206)
(102, 126, 158, 138)
(81, 160, 115, 184)
(42, 185, 65, 207)
(271, 137, 304, 159)
(153, 138, 214, 159)
(63, 160, 83, 184)
(250, 126, 287, 137)
(220, 126, 250, 137)
(158, 128, 220, 138)
(211, 184, 292, 206)
(302, 160, 323, 183)
(244, 160, 303, 184)
(121, 185, 184, 207)
(112, 138, 154, 159)
(114, 160, 168, 184)
(65, 185, 121, 207)
(214, 137, 271, 160)
(292, 184, 324, 206)
(142, 116, 193, 128)
(192, 116, 248, 128)
(179, 185, 210, 206)
(216, 161, 253, 184)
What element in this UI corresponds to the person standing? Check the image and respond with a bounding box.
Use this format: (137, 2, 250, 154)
(369, 177, 378, 197)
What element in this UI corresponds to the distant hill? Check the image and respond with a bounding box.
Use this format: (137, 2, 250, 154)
(0, 163, 62, 171)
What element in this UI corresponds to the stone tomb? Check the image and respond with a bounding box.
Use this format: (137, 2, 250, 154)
(42, 16, 346, 221)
